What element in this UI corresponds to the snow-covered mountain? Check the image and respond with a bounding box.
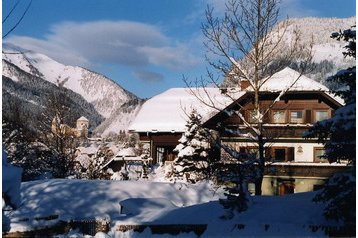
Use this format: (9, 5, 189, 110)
(223, 17, 355, 86)
(284, 17, 355, 66)
(2, 45, 144, 136)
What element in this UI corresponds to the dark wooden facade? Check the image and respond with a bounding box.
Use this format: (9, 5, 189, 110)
(138, 132, 182, 164)
(204, 91, 341, 131)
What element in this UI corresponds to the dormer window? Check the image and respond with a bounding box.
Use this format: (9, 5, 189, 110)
(314, 110, 329, 122)
(248, 110, 259, 123)
(290, 110, 304, 123)
(272, 110, 286, 123)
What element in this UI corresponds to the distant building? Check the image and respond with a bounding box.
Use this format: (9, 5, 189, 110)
(76, 116, 89, 138)
(51, 116, 89, 138)
(103, 147, 142, 172)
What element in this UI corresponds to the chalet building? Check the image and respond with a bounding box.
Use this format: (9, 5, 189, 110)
(129, 87, 233, 165)
(129, 67, 349, 195)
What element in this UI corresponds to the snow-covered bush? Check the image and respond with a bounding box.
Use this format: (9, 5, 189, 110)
(313, 170, 355, 223)
(3, 121, 61, 180)
(110, 166, 129, 181)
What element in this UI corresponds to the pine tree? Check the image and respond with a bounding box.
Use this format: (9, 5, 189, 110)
(2, 119, 57, 181)
(306, 26, 356, 234)
(306, 27, 356, 164)
(173, 109, 212, 183)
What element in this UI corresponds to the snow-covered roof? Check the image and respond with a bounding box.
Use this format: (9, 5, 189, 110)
(75, 154, 91, 167)
(258, 67, 328, 92)
(116, 147, 137, 157)
(113, 156, 143, 161)
(76, 146, 98, 155)
(129, 68, 343, 133)
(129, 88, 238, 133)
(77, 116, 89, 121)
(256, 67, 344, 105)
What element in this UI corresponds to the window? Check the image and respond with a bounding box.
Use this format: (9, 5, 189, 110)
(239, 147, 259, 159)
(274, 148, 286, 161)
(272, 110, 286, 123)
(248, 110, 259, 123)
(272, 147, 294, 162)
(156, 147, 165, 164)
(156, 146, 176, 164)
(314, 110, 329, 122)
(290, 111, 304, 123)
(314, 147, 327, 163)
(247, 148, 259, 159)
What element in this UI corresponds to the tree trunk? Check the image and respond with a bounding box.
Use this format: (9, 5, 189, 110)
(255, 133, 265, 195)
(255, 176, 263, 196)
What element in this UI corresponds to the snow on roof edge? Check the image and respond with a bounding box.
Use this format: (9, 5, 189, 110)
(129, 68, 344, 133)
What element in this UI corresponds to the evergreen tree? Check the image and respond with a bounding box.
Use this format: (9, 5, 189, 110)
(306, 27, 356, 164)
(306, 26, 355, 234)
(2, 119, 57, 181)
(173, 109, 213, 183)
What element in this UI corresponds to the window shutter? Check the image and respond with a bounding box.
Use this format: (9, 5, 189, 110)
(263, 111, 270, 123)
(265, 147, 272, 159)
(243, 110, 247, 122)
(287, 147, 295, 161)
(331, 109, 335, 117)
(305, 110, 312, 123)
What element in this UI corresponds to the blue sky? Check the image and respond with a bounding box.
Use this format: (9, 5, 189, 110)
(3, 0, 356, 98)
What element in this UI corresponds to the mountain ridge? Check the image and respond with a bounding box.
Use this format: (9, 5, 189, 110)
(222, 16, 355, 87)
(2, 46, 144, 136)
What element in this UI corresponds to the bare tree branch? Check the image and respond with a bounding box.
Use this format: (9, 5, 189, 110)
(186, 0, 314, 198)
(2, 0, 32, 39)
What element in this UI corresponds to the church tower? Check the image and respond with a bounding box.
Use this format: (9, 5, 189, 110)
(76, 116, 89, 138)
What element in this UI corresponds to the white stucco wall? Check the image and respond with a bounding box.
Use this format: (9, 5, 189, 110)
(268, 142, 324, 162)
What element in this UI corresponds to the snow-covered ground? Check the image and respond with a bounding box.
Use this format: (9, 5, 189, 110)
(4, 178, 342, 237)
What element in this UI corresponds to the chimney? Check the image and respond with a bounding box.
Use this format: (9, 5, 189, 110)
(240, 79, 250, 90)
(220, 88, 228, 94)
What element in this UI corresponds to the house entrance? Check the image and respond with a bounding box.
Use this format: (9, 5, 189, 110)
(156, 146, 176, 164)
(278, 179, 295, 195)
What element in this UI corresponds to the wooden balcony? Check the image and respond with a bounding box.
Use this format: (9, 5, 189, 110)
(264, 162, 350, 178)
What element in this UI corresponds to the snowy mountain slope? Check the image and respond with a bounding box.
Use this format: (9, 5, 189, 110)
(3, 46, 139, 118)
(2, 45, 143, 135)
(283, 17, 355, 66)
(222, 17, 356, 87)
(93, 98, 144, 136)
(2, 60, 103, 132)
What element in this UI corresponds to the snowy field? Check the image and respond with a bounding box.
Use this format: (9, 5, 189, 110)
(4, 178, 343, 237)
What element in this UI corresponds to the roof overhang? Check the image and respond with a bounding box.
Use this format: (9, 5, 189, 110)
(202, 90, 344, 130)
